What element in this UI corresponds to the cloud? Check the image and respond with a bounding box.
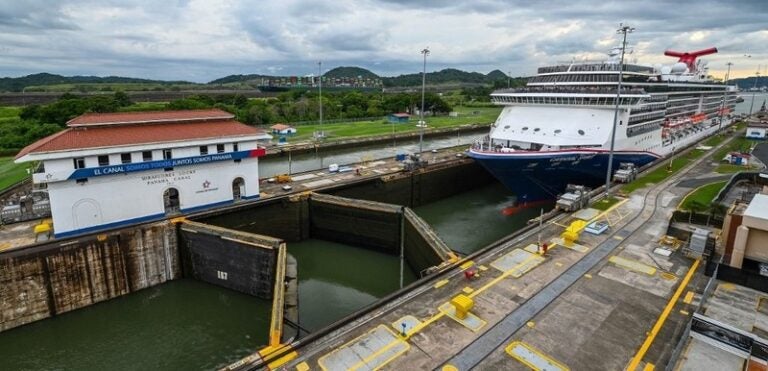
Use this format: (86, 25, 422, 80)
(0, 0, 765, 82)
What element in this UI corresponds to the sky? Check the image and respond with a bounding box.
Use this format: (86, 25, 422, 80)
(0, 0, 766, 83)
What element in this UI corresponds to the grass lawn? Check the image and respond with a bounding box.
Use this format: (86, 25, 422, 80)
(280, 106, 501, 142)
(679, 181, 727, 210)
(119, 101, 168, 111)
(714, 163, 761, 174)
(711, 137, 755, 162)
(621, 149, 705, 194)
(591, 196, 621, 211)
(0, 157, 30, 191)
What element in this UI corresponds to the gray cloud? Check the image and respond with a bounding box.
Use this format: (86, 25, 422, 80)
(0, 0, 765, 82)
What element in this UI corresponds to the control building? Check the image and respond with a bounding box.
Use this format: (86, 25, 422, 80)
(15, 109, 271, 238)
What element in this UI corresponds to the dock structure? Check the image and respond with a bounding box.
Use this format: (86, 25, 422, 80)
(231, 129, 743, 371)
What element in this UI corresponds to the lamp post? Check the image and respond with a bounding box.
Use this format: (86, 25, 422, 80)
(604, 23, 634, 199)
(749, 64, 761, 116)
(318, 61, 323, 129)
(718, 62, 733, 131)
(419, 47, 429, 155)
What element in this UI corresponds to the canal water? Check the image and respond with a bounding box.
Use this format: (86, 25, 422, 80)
(0, 279, 272, 371)
(259, 131, 484, 178)
(287, 239, 418, 332)
(414, 182, 548, 256)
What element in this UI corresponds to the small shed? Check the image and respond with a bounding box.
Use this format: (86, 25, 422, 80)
(270, 124, 297, 135)
(388, 113, 410, 124)
(746, 122, 768, 140)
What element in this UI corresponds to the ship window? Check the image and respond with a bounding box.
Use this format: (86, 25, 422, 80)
(504, 125, 510, 129)
(554, 129, 562, 134)
(578, 130, 585, 135)
(534, 128, 541, 132)
(522, 127, 529, 131)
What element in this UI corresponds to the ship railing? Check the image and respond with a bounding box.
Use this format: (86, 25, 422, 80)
(493, 86, 647, 95)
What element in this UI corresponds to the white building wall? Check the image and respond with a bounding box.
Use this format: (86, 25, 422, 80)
(46, 154, 260, 238)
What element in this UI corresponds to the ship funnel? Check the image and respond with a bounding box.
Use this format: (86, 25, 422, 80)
(663, 47, 718, 72)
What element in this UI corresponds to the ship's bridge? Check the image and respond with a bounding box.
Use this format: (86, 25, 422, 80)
(487, 105, 620, 151)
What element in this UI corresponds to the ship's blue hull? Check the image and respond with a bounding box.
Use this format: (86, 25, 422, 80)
(468, 150, 659, 202)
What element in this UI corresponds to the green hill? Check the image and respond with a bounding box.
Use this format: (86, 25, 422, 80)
(324, 66, 379, 79)
(383, 68, 506, 87)
(0, 73, 191, 92)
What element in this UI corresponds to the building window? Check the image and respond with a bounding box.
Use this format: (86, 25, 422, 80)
(233, 142, 239, 152)
(163, 149, 172, 160)
(98, 155, 110, 167)
(142, 151, 153, 162)
(200, 146, 208, 155)
(73, 157, 85, 169)
(217, 144, 225, 153)
(121, 153, 132, 164)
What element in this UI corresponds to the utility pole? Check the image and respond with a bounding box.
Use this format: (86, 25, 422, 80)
(749, 64, 761, 116)
(718, 62, 733, 131)
(419, 47, 430, 155)
(318, 61, 323, 127)
(605, 23, 634, 199)
(508, 70, 511, 89)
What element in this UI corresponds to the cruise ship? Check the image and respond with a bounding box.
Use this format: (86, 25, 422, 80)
(467, 46, 738, 202)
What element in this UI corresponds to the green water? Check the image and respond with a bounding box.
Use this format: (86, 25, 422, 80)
(0, 280, 271, 371)
(287, 239, 417, 331)
(414, 182, 548, 255)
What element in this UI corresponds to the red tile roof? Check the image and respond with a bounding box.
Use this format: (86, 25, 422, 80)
(66, 109, 234, 127)
(16, 119, 266, 159)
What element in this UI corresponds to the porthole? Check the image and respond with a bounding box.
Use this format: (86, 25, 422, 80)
(534, 128, 541, 132)
(522, 126, 529, 131)
(554, 129, 562, 134)
(578, 129, 585, 135)
(504, 125, 510, 129)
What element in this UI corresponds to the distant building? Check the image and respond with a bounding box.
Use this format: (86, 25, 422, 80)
(388, 113, 410, 124)
(270, 124, 297, 135)
(15, 109, 271, 238)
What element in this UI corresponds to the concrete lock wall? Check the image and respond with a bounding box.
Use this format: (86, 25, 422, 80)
(309, 193, 401, 253)
(0, 222, 180, 333)
(179, 221, 281, 300)
(325, 160, 494, 207)
(308, 193, 450, 273)
(196, 195, 310, 242)
(403, 208, 454, 274)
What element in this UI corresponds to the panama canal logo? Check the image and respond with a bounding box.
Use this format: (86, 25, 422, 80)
(196, 179, 218, 194)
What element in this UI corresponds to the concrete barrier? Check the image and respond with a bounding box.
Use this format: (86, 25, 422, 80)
(197, 195, 310, 242)
(0, 222, 179, 332)
(179, 221, 282, 300)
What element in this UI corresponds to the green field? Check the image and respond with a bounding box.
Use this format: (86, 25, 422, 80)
(0, 157, 29, 191)
(621, 148, 705, 194)
(679, 181, 727, 210)
(712, 137, 754, 162)
(714, 163, 761, 174)
(591, 196, 621, 211)
(279, 106, 501, 142)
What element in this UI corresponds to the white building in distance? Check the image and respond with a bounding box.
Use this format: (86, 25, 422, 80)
(15, 109, 271, 238)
